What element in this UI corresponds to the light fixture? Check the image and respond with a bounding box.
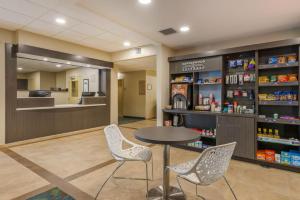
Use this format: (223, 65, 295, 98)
(55, 17, 66, 25)
(17, 67, 23, 70)
(56, 64, 62, 68)
(123, 41, 131, 47)
(138, 0, 151, 4)
(86, 64, 91, 67)
(43, 57, 48, 61)
(66, 61, 71, 65)
(180, 25, 190, 32)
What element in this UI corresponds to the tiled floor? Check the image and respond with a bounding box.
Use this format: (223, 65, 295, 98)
(0, 120, 300, 200)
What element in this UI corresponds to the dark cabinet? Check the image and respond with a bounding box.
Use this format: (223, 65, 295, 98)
(216, 115, 256, 159)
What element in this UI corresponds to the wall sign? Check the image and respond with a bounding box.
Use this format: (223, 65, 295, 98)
(182, 60, 205, 72)
(170, 56, 222, 74)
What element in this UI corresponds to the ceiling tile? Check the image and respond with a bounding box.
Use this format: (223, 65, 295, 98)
(0, 7, 33, 28)
(96, 32, 124, 43)
(27, 0, 68, 9)
(54, 30, 87, 42)
(0, 0, 48, 18)
(23, 19, 65, 36)
(39, 10, 80, 28)
(70, 23, 105, 36)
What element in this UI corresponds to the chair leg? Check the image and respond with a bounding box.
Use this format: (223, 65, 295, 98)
(94, 161, 124, 200)
(176, 176, 186, 197)
(150, 156, 154, 181)
(195, 185, 206, 200)
(145, 161, 149, 198)
(113, 161, 150, 181)
(223, 176, 238, 200)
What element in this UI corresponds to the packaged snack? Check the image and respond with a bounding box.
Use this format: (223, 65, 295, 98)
(268, 56, 278, 64)
(259, 76, 269, 83)
(278, 56, 287, 64)
(236, 59, 243, 67)
(243, 59, 249, 70)
(270, 75, 277, 82)
(281, 151, 291, 165)
(256, 150, 266, 160)
(278, 75, 289, 82)
(265, 149, 275, 162)
(248, 58, 256, 69)
(275, 154, 281, 163)
(287, 55, 297, 64)
(229, 60, 237, 68)
(290, 151, 300, 167)
(288, 74, 298, 82)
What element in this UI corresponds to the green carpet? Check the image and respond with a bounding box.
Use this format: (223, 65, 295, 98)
(27, 187, 75, 200)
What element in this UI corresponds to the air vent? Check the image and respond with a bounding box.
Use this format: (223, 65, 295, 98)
(159, 28, 177, 35)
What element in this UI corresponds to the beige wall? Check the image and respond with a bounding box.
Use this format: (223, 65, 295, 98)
(156, 45, 174, 126)
(40, 71, 56, 90)
(175, 28, 300, 56)
(56, 71, 67, 89)
(145, 70, 157, 119)
(110, 66, 119, 124)
(16, 30, 111, 61)
(122, 71, 146, 118)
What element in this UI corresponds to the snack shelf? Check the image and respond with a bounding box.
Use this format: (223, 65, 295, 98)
(257, 136, 300, 146)
(259, 82, 299, 87)
(258, 62, 299, 70)
(170, 81, 193, 84)
(257, 117, 300, 125)
(258, 101, 298, 106)
(194, 82, 221, 86)
(255, 159, 300, 173)
(200, 135, 216, 139)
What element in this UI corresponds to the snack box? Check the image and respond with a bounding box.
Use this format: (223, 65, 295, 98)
(256, 150, 266, 160)
(281, 151, 291, 165)
(289, 150, 300, 167)
(265, 149, 275, 162)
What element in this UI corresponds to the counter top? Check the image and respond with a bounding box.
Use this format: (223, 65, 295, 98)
(16, 104, 106, 111)
(163, 109, 256, 118)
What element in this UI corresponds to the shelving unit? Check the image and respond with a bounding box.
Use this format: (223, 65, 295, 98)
(257, 45, 300, 169)
(222, 51, 256, 114)
(166, 40, 300, 172)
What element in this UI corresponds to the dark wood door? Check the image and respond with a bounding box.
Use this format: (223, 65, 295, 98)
(216, 115, 256, 159)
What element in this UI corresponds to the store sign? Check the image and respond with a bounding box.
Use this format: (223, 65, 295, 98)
(181, 59, 205, 72)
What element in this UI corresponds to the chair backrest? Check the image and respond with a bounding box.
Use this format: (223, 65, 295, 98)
(103, 124, 124, 158)
(194, 142, 236, 185)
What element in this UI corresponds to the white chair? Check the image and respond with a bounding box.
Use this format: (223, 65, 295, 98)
(95, 124, 153, 200)
(168, 142, 237, 200)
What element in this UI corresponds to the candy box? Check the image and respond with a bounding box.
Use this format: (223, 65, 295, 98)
(281, 151, 291, 165)
(275, 154, 281, 163)
(265, 149, 275, 162)
(256, 150, 266, 160)
(289, 151, 300, 167)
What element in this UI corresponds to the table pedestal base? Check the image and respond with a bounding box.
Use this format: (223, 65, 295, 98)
(147, 185, 185, 200)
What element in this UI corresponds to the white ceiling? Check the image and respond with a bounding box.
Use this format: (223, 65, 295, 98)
(81, 0, 300, 49)
(115, 56, 156, 72)
(1, 0, 300, 52)
(0, 0, 154, 52)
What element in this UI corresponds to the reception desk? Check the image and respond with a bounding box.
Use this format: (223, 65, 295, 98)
(13, 104, 109, 142)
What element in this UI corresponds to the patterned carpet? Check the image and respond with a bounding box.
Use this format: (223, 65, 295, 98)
(27, 187, 74, 200)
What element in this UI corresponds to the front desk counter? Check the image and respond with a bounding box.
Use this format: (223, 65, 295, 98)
(13, 104, 109, 142)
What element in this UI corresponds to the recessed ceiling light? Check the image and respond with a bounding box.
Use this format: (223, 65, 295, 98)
(17, 67, 23, 70)
(139, 0, 151, 4)
(123, 41, 131, 47)
(43, 57, 48, 61)
(66, 61, 71, 65)
(56, 64, 62, 68)
(86, 64, 91, 67)
(55, 17, 66, 25)
(180, 25, 190, 32)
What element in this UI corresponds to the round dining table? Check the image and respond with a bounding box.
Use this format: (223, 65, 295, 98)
(134, 126, 200, 200)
